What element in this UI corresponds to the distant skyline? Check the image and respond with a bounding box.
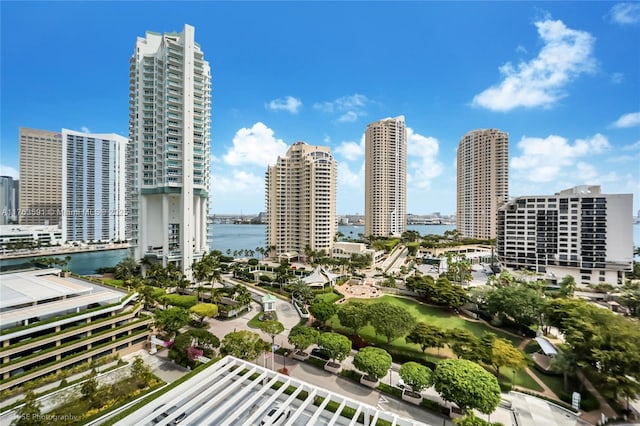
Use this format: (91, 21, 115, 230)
(1, 2, 639, 215)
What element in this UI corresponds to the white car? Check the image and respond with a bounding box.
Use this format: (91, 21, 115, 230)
(260, 404, 291, 425)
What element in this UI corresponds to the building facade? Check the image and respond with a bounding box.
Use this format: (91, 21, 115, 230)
(496, 186, 633, 286)
(0, 269, 151, 391)
(128, 24, 211, 279)
(266, 142, 337, 259)
(18, 128, 62, 226)
(456, 129, 509, 239)
(364, 116, 407, 237)
(62, 129, 128, 243)
(0, 176, 17, 225)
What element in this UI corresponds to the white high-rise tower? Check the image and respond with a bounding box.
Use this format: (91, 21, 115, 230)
(128, 24, 211, 279)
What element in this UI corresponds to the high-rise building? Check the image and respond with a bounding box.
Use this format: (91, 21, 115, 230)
(18, 128, 62, 226)
(0, 176, 17, 225)
(496, 185, 633, 286)
(61, 129, 128, 243)
(128, 24, 211, 279)
(456, 129, 509, 239)
(266, 142, 337, 260)
(364, 116, 407, 237)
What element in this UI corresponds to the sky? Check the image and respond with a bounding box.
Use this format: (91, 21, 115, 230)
(1, 1, 639, 216)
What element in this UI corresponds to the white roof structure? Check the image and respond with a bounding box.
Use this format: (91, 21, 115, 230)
(115, 355, 430, 426)
(0, 269, 125, 330)
(303, 266, 338, 287)
(535, 337, 558, 356)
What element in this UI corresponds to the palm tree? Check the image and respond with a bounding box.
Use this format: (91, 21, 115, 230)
(288, 279, 314, 305)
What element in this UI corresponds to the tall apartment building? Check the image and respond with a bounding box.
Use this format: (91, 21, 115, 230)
(18, 128, 62, 226)
(61, 129, 128, 243)
(0, 176, 17, 224)
(364, 116, 407, 237)
(128, 24, 211, 279)
(266, 142, 337, 260)
(496, 185, 633, 286)
(456, 129, 509, 239)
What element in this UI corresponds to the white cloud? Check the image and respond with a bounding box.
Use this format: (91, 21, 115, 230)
(337, 161, 364, 189)
(265, 96, 302, 114)
(313, 94, 371, 122)
(211, 170, 264, 194)
(472, 18, 596, 111)
(623, 140, 640, 151)
(222, 122, 288, 167)
(407, 128, 444, 188)
(511, 133, 611, 182)
(610, 72, 624, 84)
(609, 3, 640, 25)
(80, 126, 91, 133)
(335, 134, 365, 161)
(0, 165, 18, 179)
(612, 112, 640, 128)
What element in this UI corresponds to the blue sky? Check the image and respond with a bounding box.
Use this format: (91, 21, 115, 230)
(1, 1, 639, 216)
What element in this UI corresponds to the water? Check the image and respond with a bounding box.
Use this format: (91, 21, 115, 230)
(3, 223, 638, 275)
(208, 223, 457, 254)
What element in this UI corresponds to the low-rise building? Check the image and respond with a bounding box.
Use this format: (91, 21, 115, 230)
(0, 225, 64, 251)
(332, 241, 383, 264)
(0, 269, 151, 391)
(497, 185, 633, 286)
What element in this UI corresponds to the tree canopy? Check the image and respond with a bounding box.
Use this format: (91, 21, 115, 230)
(367, 302, 416, 344)
(190, 303, 218, 325)
(288, 325, 320, 352)
(220, 330, 269, 360)
(318, 332, 352, 363)
(309, 299, 338, 325)
(432, 359, 501, 414)
(353, 347, 392, 381)
(259, 320, 285, 343)
(399, 362, 432, 393)
(406, 322, 447, 353)
(337, 301, 368, 336)
(155, 307, 190, 336)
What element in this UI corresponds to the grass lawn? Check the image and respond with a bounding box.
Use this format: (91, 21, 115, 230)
(529, 367, 600, 410)
(328, 295, 522, 346)
(499, 369, 544, 392)
(247, 311, 279, 328)
(313, 291, 343, 304)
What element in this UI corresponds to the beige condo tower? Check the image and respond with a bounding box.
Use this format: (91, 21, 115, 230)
(456, 128, 509, 239)
(265, 142, 337, 261)
(365, 116, 407, 238)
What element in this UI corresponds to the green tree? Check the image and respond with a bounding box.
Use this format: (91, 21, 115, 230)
(259, 320, 285, 347)
(220, 330, 269, 360)
(433, 359, 501, 414)
(406, 322, 446, 354)
(130, 356, 153, 388)
(188, 328, 220, 351)
(114, 256, 138, 281)
(309, 299, 337, 326)
(288, 325, 320, 352)
(11, 391, 45, 426)
(318, 332, 351, 363)
(168, 332, 193, 366)
(484, 284, 543, 327)
(190, 303, 219, 326)
(336, 301, 369, 336)
(353, 347, 392, 381)
(288, 279, 314, 305)
(154, 307, 190, 336)
(367, 302, 416, 344)
(399, 362, 432, 393)
(550, 349, 577, 392)
(446, 329, 480, 360)
(558, 275, 576, 298)
(486, 336, 528, 376)
(454, 412, 503, 426)
(80, 372, 100, 408)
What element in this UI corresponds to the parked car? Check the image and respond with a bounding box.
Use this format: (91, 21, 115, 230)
(260, 404, 291, 425)
(151, 405, 186, 425)
(310, 348, 330, 360)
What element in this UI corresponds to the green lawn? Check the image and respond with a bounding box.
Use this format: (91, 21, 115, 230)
(328, 295, 522, 346)
(500, 369, 544, 392)
(313, 291, 343, 304)
(247, 311, 279, 328)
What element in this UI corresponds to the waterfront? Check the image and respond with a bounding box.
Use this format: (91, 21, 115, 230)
(2, 223, 638, 275)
